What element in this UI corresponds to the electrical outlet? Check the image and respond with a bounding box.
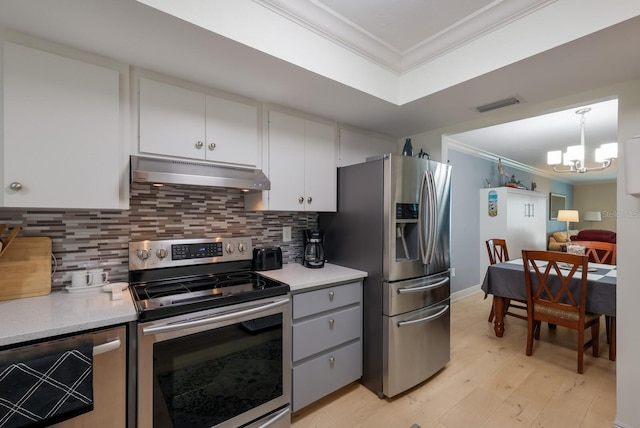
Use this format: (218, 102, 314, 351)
(282, 226, 292, 242)
(450, 267, 456, 277)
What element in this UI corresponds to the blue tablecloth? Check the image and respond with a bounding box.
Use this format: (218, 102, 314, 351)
(481, 259, 616, 317)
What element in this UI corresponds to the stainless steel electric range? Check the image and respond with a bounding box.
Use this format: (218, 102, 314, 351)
(129, 237, 291, 428)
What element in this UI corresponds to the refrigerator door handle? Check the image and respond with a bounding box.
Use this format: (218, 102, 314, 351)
(426, 170, 438, 265)
(397, 304, 449, 327)
(397, 277, 449, 294)
(418, 170, 429, 264)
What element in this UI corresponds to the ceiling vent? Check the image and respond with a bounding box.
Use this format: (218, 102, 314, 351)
(476, 97, 521, 113)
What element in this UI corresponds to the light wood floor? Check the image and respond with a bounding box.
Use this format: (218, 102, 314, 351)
(291, 291, 616, 428)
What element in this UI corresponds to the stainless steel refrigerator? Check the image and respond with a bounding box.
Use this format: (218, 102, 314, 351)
(319, 153, 451, 398)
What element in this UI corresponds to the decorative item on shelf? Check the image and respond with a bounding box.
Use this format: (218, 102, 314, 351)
(531, 182, 537, 191)
(402, 138, 413, 157)
(546, 107, 618, 173)
(557, 209, 579, 238)
(583, 211, 602, 227)
(505, 175, 525, 189)
(497, 158, 509, 187)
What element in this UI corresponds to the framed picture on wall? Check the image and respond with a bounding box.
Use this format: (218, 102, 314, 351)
(549, 193, 566, 220)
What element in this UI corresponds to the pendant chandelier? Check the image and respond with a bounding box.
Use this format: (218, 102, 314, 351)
(546, 108, 618, 173)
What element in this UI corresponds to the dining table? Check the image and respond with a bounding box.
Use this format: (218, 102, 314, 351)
(481, 258, 617, 360)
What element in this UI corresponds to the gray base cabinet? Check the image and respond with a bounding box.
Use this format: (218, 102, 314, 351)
(291, 281, 362, 412)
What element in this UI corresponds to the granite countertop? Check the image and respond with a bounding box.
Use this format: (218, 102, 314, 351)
(259, 263, 367, 292)
(0, 288, 138, 347)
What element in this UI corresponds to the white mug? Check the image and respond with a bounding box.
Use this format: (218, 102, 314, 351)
(87, 269, 109, 285)
(71, 271, 92, 288)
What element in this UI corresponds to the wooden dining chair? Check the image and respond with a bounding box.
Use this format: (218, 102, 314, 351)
(486, 239, 527, 322)
(577, 240, 616, 265)
(522, 250, 600, 374)
(578, 240, 616, 359)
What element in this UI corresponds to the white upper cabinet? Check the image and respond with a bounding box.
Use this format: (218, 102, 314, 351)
(260, 110, 337, 212)
(2, 42, 126, 209)
(138, 78, 259, 168)
(139, 78, 205, 160)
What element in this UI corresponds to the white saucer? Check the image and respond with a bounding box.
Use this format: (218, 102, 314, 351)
(102, 282, 129, 292)
(65, 282, 106, 293)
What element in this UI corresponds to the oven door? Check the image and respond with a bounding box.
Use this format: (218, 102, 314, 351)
(137, 296, 291, 428)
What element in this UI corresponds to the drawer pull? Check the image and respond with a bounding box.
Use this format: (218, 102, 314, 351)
(329, 356, 335, 367)
(328, 319, 335, 328)
(328, 291, 335, 301)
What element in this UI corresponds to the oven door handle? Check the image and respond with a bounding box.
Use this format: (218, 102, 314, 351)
(256, 406, 291, 428)
(142, 298, 289, 335)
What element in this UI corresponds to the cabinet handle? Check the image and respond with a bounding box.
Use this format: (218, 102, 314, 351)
(328, 319, 335, 328)
(9, 182, 23, 191)
(195, 141, 204, 149)
(307, 196, 312, 204)
(329, 356, 335, 367)
(328, 291, 334, 301)
(298, 196, 304, 204)
(208, 143, 216, 150)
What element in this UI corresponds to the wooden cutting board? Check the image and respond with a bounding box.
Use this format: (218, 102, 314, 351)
(0, 237, 52, 300)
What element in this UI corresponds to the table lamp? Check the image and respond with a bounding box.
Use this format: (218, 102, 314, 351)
(557, 209, 579, 239)
(583, 211, 602, 227)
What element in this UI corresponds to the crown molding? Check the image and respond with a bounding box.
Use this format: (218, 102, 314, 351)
(446, 138, 573, 184)
(253, 0, 556, 74)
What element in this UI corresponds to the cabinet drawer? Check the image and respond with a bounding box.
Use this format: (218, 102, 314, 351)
(293, 281, 361, 319)
(292, 306, 361, 362)
(292, 340, 361, 412)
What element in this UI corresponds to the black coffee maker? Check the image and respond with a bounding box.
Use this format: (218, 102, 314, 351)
(303, 229, 325, 268)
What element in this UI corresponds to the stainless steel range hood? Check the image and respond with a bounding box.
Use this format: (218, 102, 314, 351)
(130, 155, 270, 192)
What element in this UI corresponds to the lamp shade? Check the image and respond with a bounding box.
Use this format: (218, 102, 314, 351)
(557, 209, 579, 222)
(583, 211, 602, 222)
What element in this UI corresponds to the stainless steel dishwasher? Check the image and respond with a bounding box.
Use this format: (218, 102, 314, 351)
(0, 325, 127, 428)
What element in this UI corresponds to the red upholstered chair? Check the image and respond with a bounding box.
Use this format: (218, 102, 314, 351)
(522, 250, 600, 374)
(486, 239, 527, 322)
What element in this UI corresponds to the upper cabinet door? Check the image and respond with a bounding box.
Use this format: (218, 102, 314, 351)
(205, 95, 259, 167)
(260, 110, 337, 212)
(139, 78, 206, 160)
(268, 111, 306, 211)
(139, 77, 260, 167)
(304, 120, 337, 212)
(2, 42, 123, 209)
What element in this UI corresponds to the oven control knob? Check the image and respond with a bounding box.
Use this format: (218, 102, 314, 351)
(156, 248, 168, 259)
(136, 249, 149, 260)
(225, 243, 235, 254)
(238, 242, 246, 253)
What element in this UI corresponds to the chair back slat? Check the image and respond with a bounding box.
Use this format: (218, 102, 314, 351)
(575, 241, 616, 265)
(486, 239, 509, 265)
(522, 250, 588, 316)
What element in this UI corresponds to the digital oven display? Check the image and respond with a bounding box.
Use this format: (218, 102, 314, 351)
(171, 242, 223, 260)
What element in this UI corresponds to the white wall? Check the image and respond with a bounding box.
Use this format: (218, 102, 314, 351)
(574, 181, 617, 231)
(614, 80, 640, 428)
(338, 125, 397, 167)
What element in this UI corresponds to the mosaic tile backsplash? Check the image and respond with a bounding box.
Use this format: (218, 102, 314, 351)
(0, 183, 318, 290)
